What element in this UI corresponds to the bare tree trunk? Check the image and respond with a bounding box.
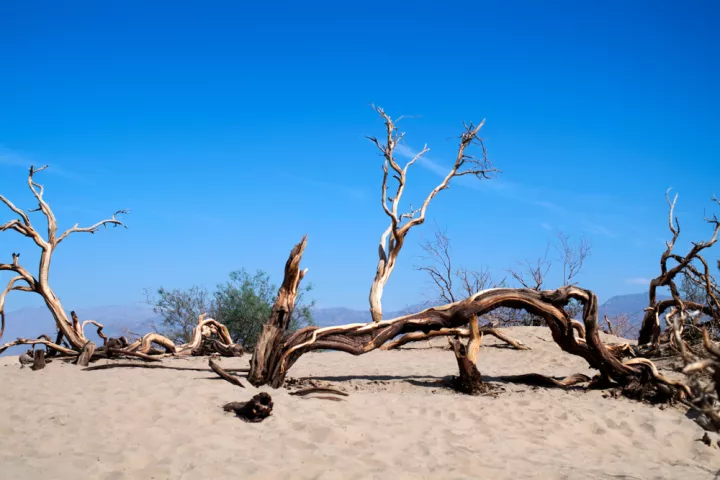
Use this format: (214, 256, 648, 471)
(248, 236, 308, 387)
(449, 314, 485, 394)
(366, 107, 497, 322)
(1, 165, 127, 351)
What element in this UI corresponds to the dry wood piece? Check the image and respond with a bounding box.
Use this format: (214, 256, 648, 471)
(223, 393, 273, 422)
(382, 326, 530, 351)
(209, 359, 245, 388)
(76, 341, 96, 367)
(288, 387, 349, 397)
(31, 349, 46, 371)
(18, 349, 33, 368)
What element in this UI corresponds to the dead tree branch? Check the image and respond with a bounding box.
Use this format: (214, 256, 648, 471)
(638, 191, 720, 345)
(248, 237, 689, 404)
(367, 106, 498, 322)
(0, 165, 127, 350)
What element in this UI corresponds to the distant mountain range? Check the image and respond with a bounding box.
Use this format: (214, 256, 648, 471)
(0, 292, 666, 356)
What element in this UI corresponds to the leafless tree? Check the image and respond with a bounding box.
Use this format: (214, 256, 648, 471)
(637, 191, 720, 345)
(415, 228, 498, 304)
(603, 313, 638, 339)
(0, 165, 127, 351)
(412, 228, 527, 350)
(367, 106, 498, 322)
(506, 232, 592, 324)
(555, 231, 592, 286)
(508, 247, 552, 291)
(0, 166, 245, 362)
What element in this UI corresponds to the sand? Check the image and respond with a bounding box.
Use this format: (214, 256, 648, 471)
(1, 327, 719, 479)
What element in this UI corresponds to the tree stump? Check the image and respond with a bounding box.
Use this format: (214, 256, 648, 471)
(31, 349, 46, 371)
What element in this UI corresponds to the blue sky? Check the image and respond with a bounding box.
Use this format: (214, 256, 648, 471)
(0, 0, 718, 314)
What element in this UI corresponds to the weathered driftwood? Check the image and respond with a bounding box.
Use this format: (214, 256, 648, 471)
(223, 393, 273, 422)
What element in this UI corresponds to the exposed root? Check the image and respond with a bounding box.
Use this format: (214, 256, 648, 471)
(289, 387, 349, 397)
(299, 395, 346, 402)
(223, 393, 273, 422)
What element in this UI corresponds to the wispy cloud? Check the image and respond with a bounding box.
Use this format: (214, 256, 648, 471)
(581, 221, 618, 238)
(0, 146, 87, 183)
(625, 277, 652, 285)
(540, 222, 553, 231)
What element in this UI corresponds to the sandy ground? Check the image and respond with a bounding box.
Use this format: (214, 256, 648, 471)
(1, 327, 719, 480)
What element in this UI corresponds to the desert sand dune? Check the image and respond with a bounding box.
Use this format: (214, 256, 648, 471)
(1, 327, 718, 480)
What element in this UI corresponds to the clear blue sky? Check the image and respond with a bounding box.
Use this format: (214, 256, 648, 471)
(1, 0, 718, 313)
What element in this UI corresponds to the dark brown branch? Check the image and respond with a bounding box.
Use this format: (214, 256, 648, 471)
(209, 359, 245, 388)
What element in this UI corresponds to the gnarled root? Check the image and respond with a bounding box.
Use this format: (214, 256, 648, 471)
(223, 393, 273, 422)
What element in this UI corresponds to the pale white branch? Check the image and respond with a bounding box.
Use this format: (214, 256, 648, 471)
(55, 209, 129, 245)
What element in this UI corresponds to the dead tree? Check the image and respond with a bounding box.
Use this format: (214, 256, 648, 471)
(506, 232, 591, 325)
(412, 227, 528, 350)
(367, 106, 497, 322)
(637, 191, 719, 345)
(0, 165, 126, 351)
(0, 165, 244, 362)
(249, 236, 686, 405)
(247, 236, 308, 386)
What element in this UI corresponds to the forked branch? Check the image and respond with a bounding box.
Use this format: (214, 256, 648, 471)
(368, 106, 498, 321)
